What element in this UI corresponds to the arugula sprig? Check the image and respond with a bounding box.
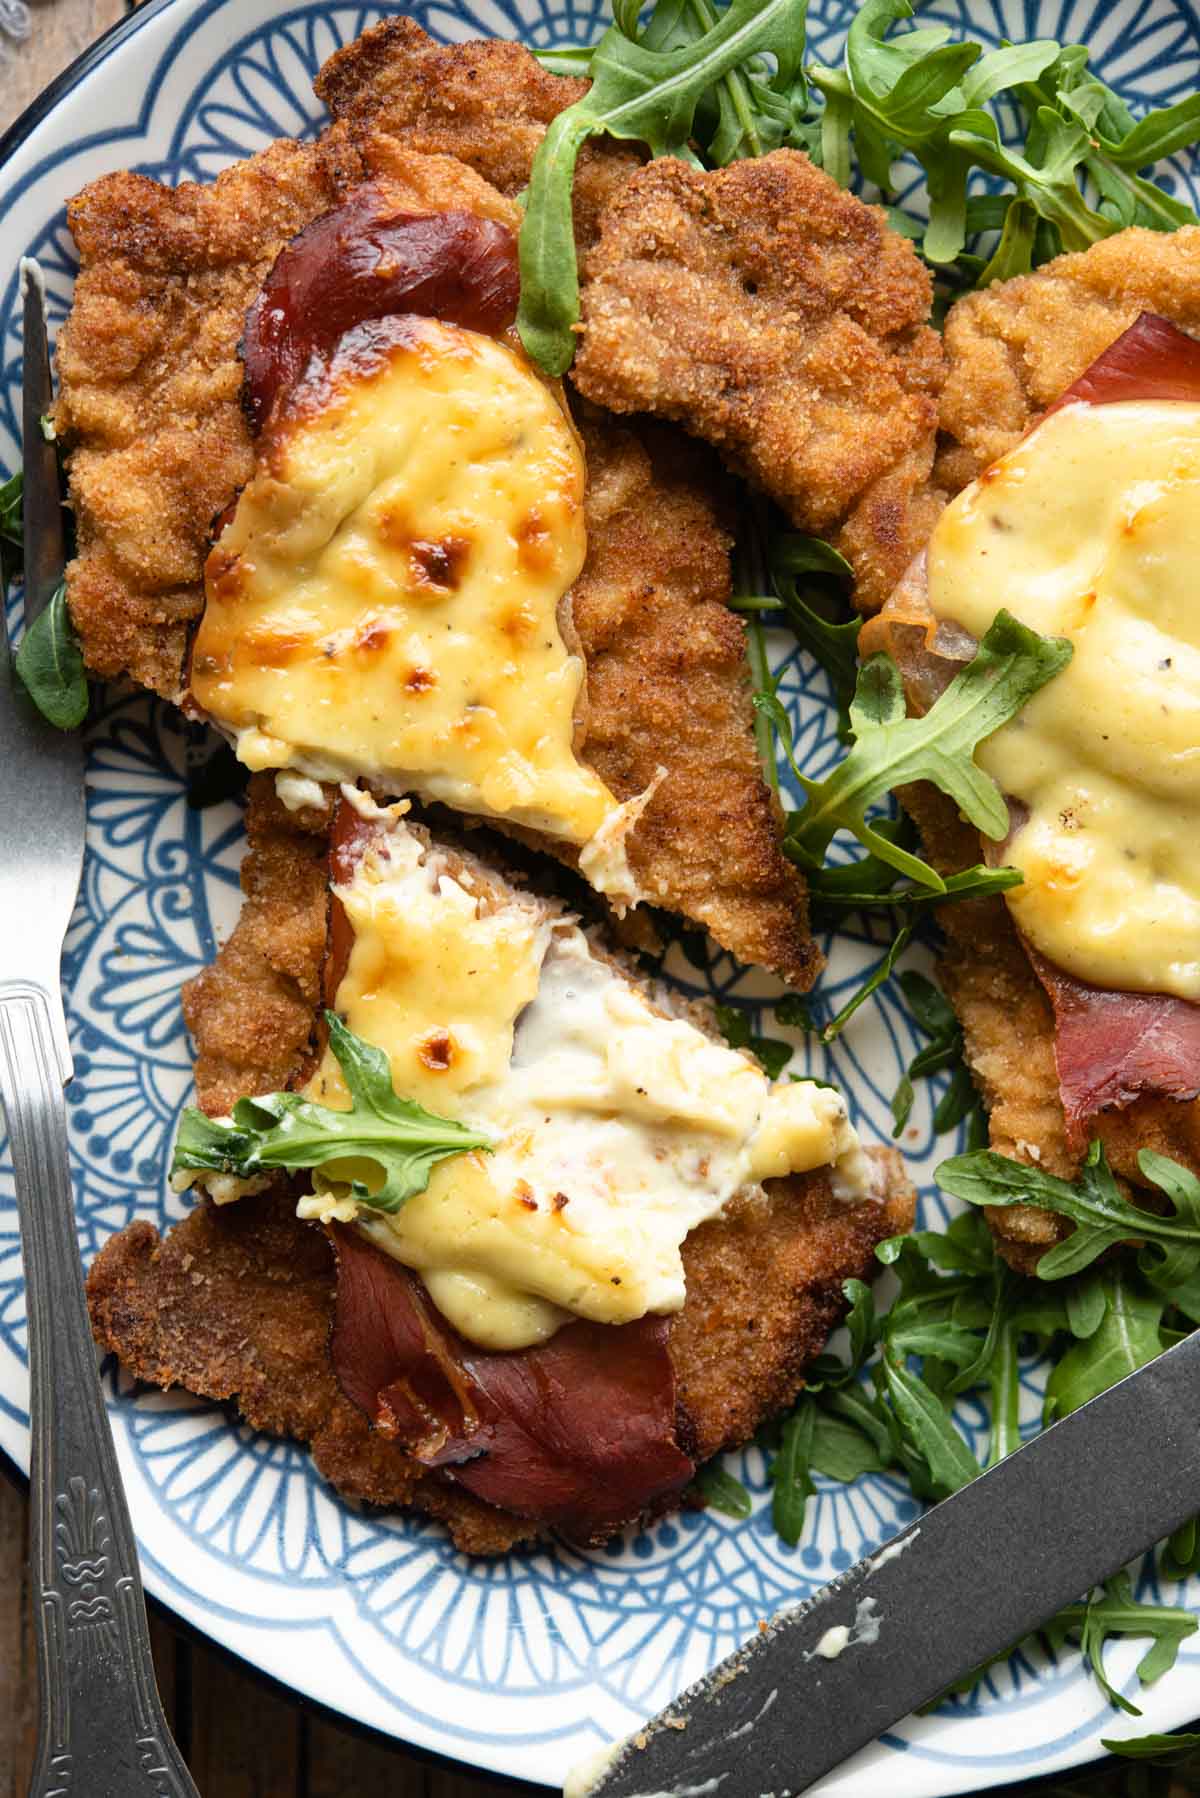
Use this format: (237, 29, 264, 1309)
(517, 0, 810, 373)
(713, 999, 794, 1078)
(172, 1013, 491, 1212)
(937, 1140, 1200, 1284)
(808, 0, 1200, 274)
(890, 969, 983, 1141)
(773, 610, 1071, 892)
(1046, 1574, 1198, 1715)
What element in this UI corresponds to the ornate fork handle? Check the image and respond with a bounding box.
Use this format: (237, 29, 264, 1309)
(0, 982, 198, 1798)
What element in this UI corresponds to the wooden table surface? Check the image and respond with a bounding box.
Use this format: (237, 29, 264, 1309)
(0, 6, 1194, 1796)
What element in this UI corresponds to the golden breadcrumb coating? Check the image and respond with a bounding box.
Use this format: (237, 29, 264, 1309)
(87, 784, 912, 1551)
(54, 138, 354, 698)
(937, 224, 1200, 493)
(573, 412, 819, 988)
(313, 15, 643, 258)
(573, 150, 946, 611)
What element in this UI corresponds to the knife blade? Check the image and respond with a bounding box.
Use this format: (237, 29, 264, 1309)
(581, 1328, 1200, 1798)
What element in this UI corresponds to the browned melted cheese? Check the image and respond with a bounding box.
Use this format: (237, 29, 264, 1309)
(191, 317, 622, 844)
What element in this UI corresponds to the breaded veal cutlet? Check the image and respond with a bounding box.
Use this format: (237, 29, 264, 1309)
(87, 777, 914, 1552)
(870, 227, 1200, 1271)
(573, 150, 949, 614)
(313, 15, 644, 260)
(55, 109, 818, 987)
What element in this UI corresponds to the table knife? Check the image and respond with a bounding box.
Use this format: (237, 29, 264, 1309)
(581, 1327, 1200, 1798)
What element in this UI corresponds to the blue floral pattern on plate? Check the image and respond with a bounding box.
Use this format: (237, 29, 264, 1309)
(1, 0, 1200, 1787)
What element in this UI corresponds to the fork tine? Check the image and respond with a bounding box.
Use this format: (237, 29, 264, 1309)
(20, 258, 66, 632)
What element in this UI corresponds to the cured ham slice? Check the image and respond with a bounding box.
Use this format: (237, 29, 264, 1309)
(1047, 309, 1200, 413)
(241, 182, 520, 431)
(1028, 951, 1200, 1145)
(330, 1222, 694, 1541)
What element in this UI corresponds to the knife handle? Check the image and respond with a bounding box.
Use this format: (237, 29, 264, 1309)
(0, 984, 199, 1798)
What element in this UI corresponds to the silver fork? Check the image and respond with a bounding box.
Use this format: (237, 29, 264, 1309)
(0, 265, 198, 1798)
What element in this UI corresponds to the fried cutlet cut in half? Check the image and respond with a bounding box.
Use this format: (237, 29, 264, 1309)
(865, 239, 1200, 1272)
(573, 150, 948, 613)
(55, 132, 816, 989)
(87, 777, 913, 1551)
(313, 16, 642, 259)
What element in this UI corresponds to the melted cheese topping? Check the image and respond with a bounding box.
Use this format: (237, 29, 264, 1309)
(928, 398, 1200, 1000)
(191, 318, 621, 846)
(299, 798, 869, 1350)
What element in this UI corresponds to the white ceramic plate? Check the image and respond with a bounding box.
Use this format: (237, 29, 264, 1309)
(3, 0, 1200, 1788)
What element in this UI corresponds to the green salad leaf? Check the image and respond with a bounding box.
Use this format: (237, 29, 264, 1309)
(15, 579, 88, 730)
(1102, 1728, 1200, 1765)
(777, 611, 1071, 890)
(1043, 1267, 1168, 1422)
(172, 1013, 491, 1213)
(714, 1000, 794, 1077)
(1045, 1573, 1198, 1715)
(936, 1140, 1200, 1283)
(695, 1461, 754, 1518)
(517, 0, 810, 373)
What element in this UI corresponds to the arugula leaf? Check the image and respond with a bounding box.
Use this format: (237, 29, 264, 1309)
(804, 1277, 880, 1388)
(713, 1001, 793, 1077)
(809, 1405, 887, 1480)
(817, 921, 914, 1043)
(14, 579, 88, 730)
(0, 469, 20, 588)
(1162, 1517, 1200, 1582)
(172, 1012, 491, 1213)
(806, 833, 1022, 921)
(936, 1140, 1200, 1283)
(1043, 1267, 1168, 1422)
(878, 1352, 981, 1498)
(1045, 1573, 1198, 1714)
(1102, 1727, 1200, 1764)
(695, 1461, 754, 1518)
(771, 1402, 817, 1544)
(779, 611, 1072, 891)
(517, 0, 809, 373)
(891, 970, 968, 1136)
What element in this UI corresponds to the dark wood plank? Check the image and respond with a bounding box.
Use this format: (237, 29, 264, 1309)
(0, 1472, 37, 1798)
(303, 1710, 427, 1798)
(0, 0, 132, 135)
(185, 1633, 302, 1797)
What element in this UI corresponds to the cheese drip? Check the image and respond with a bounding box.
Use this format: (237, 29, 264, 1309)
(300, 800, 869, 1350)
(191, 317, 620, 847)
(928, 398, 1200, 1001)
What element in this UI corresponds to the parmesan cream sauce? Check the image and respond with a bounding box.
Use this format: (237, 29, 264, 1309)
(191, 318, 647, 901)
(928, 398, 1200, 999)
(298, 797, 871, 1350)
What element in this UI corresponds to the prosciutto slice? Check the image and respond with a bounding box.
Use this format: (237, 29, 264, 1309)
(330, 1222, 694, 1541)
(1027, 950, 1200, 1143)
(241, 182, 520, 431)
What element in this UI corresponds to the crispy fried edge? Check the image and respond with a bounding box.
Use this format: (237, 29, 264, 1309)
(573, 149, 945, 611)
